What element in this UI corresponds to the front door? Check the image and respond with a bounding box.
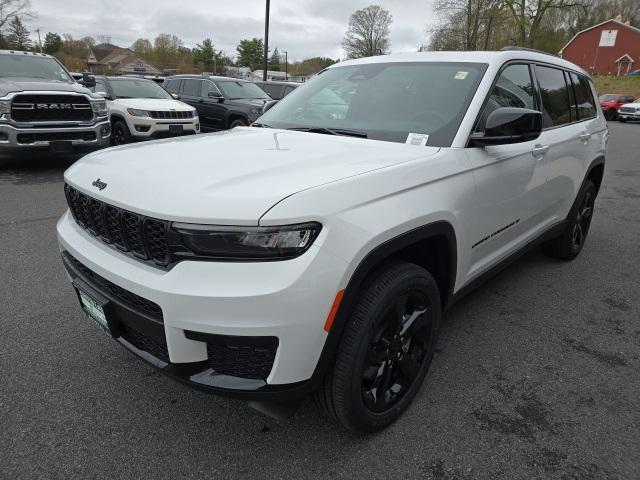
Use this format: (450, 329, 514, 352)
(200, 80, 226, 130)
(465, 63, 548, 279)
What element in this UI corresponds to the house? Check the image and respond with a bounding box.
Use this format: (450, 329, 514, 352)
(249, 69, 289, 81)
(559, 19, 640, 75)
(87, 43, 162, 75)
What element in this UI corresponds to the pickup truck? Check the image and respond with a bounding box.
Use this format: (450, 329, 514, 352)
(0, 50, 110, 152)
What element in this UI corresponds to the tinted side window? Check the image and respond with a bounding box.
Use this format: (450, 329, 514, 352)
(182, 79, 202, 96)
(283, 86, 297, 96)
(201, 80, 219, 97)
(476, 63, 535, 132)
(535, 65, 571, 127)
(571, 74, 597, 120)
(261, 84, 283, 99)
(164, 79, 180, 94)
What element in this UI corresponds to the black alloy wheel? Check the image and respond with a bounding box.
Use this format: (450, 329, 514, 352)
(542, 179, 596, 260)
(316, 261, 441, 433)
(570, 187, 595, 252)
(362, 290, 433, 412)
(112, 120, 131, 145)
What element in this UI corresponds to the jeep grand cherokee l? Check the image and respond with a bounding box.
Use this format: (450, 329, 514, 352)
(57, 49, 607, 433)
(0, 50, 109, 151)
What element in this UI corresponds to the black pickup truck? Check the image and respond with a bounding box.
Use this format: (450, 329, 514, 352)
(0, 50, 110, 152)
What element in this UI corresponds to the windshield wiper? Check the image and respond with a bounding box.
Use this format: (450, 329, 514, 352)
(287, 126, 368, 138)
(252, 122, 272, 128)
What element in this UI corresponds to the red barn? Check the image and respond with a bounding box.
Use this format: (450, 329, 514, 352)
(560, 19, 640, 75)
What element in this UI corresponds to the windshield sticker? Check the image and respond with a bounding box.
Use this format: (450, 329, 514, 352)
(454, 71, 468, 80)
(406, 133, 429, 146)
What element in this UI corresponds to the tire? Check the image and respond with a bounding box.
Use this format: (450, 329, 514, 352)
(112, 119, 132, 145)
(317, 261, 441, 433)
(229, 119, 247, 129)
(604, 109, 617, 121)
(541, 179, 596, 260)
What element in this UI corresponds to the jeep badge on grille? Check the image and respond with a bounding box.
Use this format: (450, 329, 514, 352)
(92, 178, 107, 190)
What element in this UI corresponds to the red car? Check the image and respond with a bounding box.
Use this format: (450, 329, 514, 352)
(599, 93, 636, 120)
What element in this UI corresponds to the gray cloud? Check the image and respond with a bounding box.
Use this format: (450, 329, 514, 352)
(28, 0, 435, 61)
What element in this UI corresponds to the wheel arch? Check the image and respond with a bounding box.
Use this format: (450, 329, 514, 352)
(226, 111, 249, 128)
(585, 155, 605, 196)
(309, 221, 458, 387)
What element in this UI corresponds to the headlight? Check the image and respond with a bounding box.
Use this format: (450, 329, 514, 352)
(192, 110, 198, 118)
(127, 108, 150, 117)
(171, 222, 322, 260)
(91, 100, 108, 115)
(250, 107, 262, 116)
(0, 100, 10, 114)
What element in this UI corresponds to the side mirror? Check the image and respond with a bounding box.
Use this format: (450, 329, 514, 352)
(208, 91, 223, 101)
(81, 72, 96, 88)
(469, 107, 542, 147)
(96, 91, 110, 100)
(263, 100, 279, 114)
(171, 93, 180, 100)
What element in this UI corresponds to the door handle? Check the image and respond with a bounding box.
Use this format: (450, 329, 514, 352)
(531, 144, 549, 156)
(579, 132, 591, 142)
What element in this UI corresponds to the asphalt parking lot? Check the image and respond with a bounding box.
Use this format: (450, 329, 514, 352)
(1, 122, 639, 480)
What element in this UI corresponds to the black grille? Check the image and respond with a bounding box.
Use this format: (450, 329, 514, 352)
(11, 94, 93, 122)
(185, 332, 278, 380)
(16, 131, 96, 144)
(119, 322, 170, 363)
(620, 107, 636, 114)
(64, 252, 164, 322)
(148, 110, 194, 119)
(65, 184, 170, 266)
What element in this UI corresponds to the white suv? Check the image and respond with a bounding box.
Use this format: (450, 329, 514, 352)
(58, 49, 607, 433)
(93, 76, 199, 144)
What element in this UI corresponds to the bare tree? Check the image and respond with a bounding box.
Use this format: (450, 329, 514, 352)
(96, 34, 112, 45)
(342, 5, 393, 59)
(0, 0, 32, 46)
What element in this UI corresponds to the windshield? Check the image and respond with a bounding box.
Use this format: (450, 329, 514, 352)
(258, 62, 487, 146)
(216, 80, 270, 100)
(0, 54, 72, 82)
(110, 79, 172, 99)
(599, 94, 617, 102)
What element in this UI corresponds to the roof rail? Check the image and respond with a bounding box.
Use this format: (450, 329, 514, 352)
(500, 46, 559, 58)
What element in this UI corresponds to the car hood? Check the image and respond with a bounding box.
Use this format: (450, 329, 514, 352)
(111, 98, 195, 111)
(0, 78, 95, 97)
(65, 127, 439, 225)
(226, 98, 269, 108)
(620, 102, 640, 108)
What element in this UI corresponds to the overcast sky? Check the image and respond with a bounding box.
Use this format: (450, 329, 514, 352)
(28, 0, 434, 61)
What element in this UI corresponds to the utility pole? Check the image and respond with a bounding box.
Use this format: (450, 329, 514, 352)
(263, 0, 270, 81)
(283, 50, 288, 81)
(36, 27, 43, 53)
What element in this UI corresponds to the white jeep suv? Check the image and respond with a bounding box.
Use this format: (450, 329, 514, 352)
(58, 49, 607, 433)
(93, 76, 199, 144)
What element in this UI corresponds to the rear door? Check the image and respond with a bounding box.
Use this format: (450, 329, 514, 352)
(533, 65, 591, 222)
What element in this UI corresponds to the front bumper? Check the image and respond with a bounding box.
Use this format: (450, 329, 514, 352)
(0, 119, 111, 149)
(618, 111, 640, 121)
(57, 211, 346, 400)
(128, 116, 200, 138)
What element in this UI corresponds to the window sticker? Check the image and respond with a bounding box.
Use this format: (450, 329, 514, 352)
(454, 71, 468, 80)
(406, 133, 429, 146)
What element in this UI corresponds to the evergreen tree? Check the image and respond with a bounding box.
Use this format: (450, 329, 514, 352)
(236, 38, 264, 71)
(268, 47, 280, 71)
(7, 16, 31, 51)
(43, 32, 63, 54)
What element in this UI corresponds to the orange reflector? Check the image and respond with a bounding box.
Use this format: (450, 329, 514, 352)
(323, 289, 345, 333)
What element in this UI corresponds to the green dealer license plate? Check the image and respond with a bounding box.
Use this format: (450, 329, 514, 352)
(78, 289, 110, 334)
